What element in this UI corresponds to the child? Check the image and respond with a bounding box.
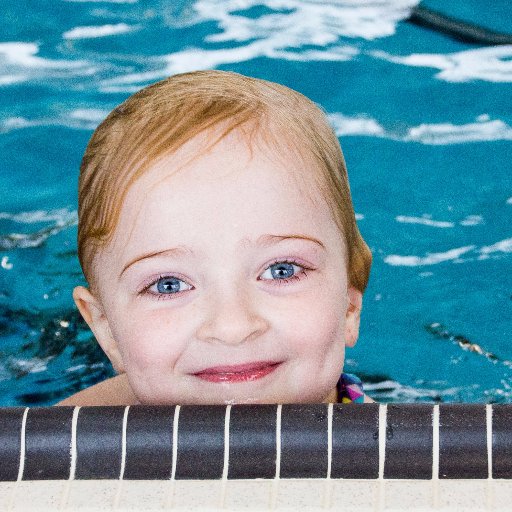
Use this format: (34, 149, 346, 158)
(58, 70, 373, 406)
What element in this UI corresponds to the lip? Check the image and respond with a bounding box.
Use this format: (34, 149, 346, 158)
(193, 361, 281, 383)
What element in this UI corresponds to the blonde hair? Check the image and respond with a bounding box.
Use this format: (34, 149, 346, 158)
(78, 70, 372, 292)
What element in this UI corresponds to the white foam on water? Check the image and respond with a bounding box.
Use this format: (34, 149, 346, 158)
(0, 117, 34, 132)
(68, 108, 110, 123)
(66, 364, 87, 373)
(99, 42, 358, 91)
(395, 215, 454, 228)
(404, 119, 512, 145)
(196, 0, 418, 43)
(0, 208, 77, 225)
(506, 197, 512, 205)
(0, 109, 110, 132)
(479, 238, 512, 255)
(1, 256, 13, 270)
(0, 42, 88, 69)
(8, 356, 50, 375)
(0, 116, 57, 133)
(460, 215, 484, 226)
(384, 245, 476, 266)
(99, 0, 419, 90)
(0, 42, 96, 87)
(99, 70, 168, 93)
(63, 23, 138, 40)
(363, 379, 475, 402)
(0, 227, 68, 250)
(395, 215, 483, 229)
(0, 209, 78, 250)
(329, 112, 512, 144)
(371, 44, 512, 83)
(0, 75, 27, 86)
(384, 236, 512, 267)
(328, 112, 385, 137)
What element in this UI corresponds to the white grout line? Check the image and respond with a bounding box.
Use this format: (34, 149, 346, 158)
(60, 406, 81, 511)
(432, 404, 440, 509)
(486, 404, 494, 511)
(164, 406, 181, 510)
(378, 404, 387, 480)
(69, 406, 80, 481)
(113, 406, 130, 511)
(119, 406, 130, 480)
(9, 408, 30, 512)
(486, 404, 493, 479)
(222, 405, 231, 481)
(170, 406, 180, 481)
(16, 408, 29, 482)
(326, 403, 333, 480)
(378, 404, 387, 510)
(220, 405, 232, 508)
(275, 404, 282, 480)
(432, 405, 440, 479)
(270, 405, 282, 510)
(323, 403, 334, 510)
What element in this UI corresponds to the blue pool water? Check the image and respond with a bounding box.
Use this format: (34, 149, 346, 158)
(0, 0, 511, 405)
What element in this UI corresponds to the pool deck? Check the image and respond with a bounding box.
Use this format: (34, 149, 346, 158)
(2, 478, 512, 511)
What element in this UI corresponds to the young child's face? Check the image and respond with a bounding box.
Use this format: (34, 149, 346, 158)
(79, 128, 362, 405)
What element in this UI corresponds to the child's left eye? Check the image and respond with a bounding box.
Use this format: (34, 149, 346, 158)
(260, 260, 309, 285)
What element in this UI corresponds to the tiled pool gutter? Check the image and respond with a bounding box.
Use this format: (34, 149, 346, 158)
(1, 404, 511, 510)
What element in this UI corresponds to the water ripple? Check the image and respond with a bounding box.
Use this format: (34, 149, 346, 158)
(196, 0, 417, 43)
(385, 245, 476, 267)
(372, 44, 512, 83)
(63, 23, 139, 40)
(384, 237, 512, 266)
(329, 113, 512, 144)
(0, 209, 77, 250)
(0, 208, 77, 224)
(0, 42, 97, 87)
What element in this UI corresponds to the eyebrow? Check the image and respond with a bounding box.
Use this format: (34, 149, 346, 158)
(119, 234, 325, 277)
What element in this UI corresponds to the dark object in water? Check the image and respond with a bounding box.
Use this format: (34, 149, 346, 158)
(426, 322, 512, 368)
(407, 5, 512, 45)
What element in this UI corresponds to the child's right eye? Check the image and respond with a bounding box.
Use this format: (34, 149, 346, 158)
(145, 276, 193, 299)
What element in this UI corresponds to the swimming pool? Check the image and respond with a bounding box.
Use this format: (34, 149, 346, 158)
(0, 0, 511, 406)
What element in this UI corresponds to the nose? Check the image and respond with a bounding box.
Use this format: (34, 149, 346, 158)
(195, 287, 269, 346)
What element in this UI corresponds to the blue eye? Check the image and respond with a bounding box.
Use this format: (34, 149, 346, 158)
(153, 276, 191, 295)
(260, 261, 307, 283)
(270, 262, 295, 279)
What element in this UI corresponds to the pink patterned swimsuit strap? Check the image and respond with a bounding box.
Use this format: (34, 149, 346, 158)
(337, 372, 365, 403)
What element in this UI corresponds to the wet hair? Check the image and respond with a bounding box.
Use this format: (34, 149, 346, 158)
(78, 70, 372, 292)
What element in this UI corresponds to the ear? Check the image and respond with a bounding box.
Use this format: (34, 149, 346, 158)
(73, 286, 125, 373)
(344, 286, 363, 348)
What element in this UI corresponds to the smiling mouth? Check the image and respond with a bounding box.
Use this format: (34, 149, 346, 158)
(193, 361, 281, 383)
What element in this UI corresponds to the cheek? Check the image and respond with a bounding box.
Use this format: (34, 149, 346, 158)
(294, 282, 346, 343)
(108, 307, 191, 371)
(282, 287, 347, 353)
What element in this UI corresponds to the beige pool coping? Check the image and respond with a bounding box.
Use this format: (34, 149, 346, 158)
(2, 478, 512, 511)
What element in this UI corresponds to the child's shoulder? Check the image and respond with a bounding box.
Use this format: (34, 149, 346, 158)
(55, 373, 138, 406)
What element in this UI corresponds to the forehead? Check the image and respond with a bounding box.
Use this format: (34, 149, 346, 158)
(150, 123, 321, 199)
(107, 127, 344, 258)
